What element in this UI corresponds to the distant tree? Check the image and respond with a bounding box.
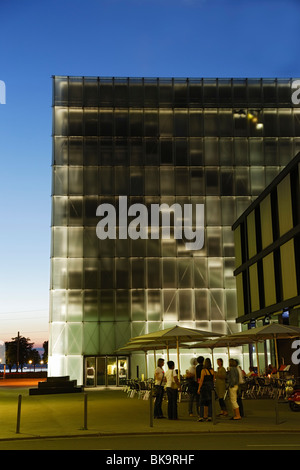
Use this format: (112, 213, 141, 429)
(42, 341, 48, 364)
(28, 349, 41, 371)
(5, 335, 34, 372)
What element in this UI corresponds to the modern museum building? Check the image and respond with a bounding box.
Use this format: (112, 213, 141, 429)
(49, 76, 300, 386)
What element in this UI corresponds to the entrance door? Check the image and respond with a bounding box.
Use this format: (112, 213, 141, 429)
(106, 356, 117, 386)
(85, 357, 96, 387)
(85, 356, 129, 387)
(96, 357, 106, 386)
(118, 357, 128, 386)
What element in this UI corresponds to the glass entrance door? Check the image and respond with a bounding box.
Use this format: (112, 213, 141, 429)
(106, 356, 117, 386)
(118, 357, 128, 386)
(96, 357, 106, 386)
(85, 355, 129, 387)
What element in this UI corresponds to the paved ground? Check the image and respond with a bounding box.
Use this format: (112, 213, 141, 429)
(0, 378, 299, 444)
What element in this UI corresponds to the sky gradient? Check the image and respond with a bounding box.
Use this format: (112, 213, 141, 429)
(1, 0, 300, 347)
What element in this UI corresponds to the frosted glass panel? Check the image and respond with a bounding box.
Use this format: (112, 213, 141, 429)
(68, 228, 83, 257)
(147, 290, 162, 321)
(162, 259, 176, 287)
(159, 109, 173, 136)
(163, 290, 178, 320)
(68, 259, 83, 289)
(67, 291, 83, 321)
(178, 259, 193, 288)
(194, 258, 208, 288)
(54, 108, 68, 136)
(195, 290, 209, 320)
(208, 258, 223, 288)
(67, 323, 83, 354)
(51, 259, 67, 289)
(250, 167, 265, 195)
(178, 290, 193, 320)
(53, 167, 68, 195)
(132, 290, 145, 321)
(50, 290, 67, 322)
(52, 227, 68, 257)
(83, 291, 99, 320)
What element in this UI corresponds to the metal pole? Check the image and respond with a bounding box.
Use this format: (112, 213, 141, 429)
(176, 337, 181, 383)
(275, 390, 279, 425)
(255, 342, 261, 377)
(274, 338, 280, 378)
(17, 331, 20, 372)
(211, 349, 214, 370)
(212, 390, 216, 425)
(145, 352, 148, 380)
(149, 382, 153, 428)
(16, 394, 22, 434)
(83, 392, 88, 430)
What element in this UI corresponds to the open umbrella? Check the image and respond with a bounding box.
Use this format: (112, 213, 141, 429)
(187, 335, 251, 370)
(115, 341, 179, 379)
(128, 326, 222, 381)
(230, 323, 300, 375)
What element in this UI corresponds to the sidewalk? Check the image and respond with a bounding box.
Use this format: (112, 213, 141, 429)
(0, 379, 299, 441)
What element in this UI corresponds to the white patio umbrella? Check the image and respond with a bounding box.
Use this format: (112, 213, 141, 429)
(128, 326, 222, 381)
(187, 335, 251, 370)
(115, 340, 179, 379)
(229, 323, 300, 375)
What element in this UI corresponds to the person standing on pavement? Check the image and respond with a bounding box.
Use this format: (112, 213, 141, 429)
(165, 361, 181, 420)
(195, 356, 204, 419)
(154, 358, 166, 419)
(186, 357, 198, 417)
(226, 358, 242, 420)
(215, 358, 228, 417)
(234, 358, 245, 418)
(197, 358, 215, 422)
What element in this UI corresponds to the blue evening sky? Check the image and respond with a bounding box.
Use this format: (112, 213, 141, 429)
(0, 0, 300, 347)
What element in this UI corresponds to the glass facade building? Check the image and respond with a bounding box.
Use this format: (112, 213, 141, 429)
(49, 76, 300, 385)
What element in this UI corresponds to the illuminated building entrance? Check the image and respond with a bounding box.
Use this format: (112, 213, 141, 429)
(85, 356, 129, 387)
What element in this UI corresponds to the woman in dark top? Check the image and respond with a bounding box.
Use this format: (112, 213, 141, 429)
(197, 358, 215, 422)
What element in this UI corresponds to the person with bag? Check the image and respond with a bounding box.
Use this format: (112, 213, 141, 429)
(235, 358, 245, 418)
(197, 358, 215, 422)
(226, 358, 242, 420)
(195, 356, 204, 419)
(153, 358, 166, 419)
(215, 358, 228, 417)
(165, 360, 181, 420)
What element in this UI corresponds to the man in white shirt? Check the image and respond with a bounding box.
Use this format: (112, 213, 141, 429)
(154, 358, 166, 419)
(165, 361, 181, 420)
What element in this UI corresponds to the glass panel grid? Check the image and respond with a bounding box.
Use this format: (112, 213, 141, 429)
(50, 76, 300, 384)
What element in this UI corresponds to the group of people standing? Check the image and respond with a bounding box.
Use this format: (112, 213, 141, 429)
(153, 356, 244, 421)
